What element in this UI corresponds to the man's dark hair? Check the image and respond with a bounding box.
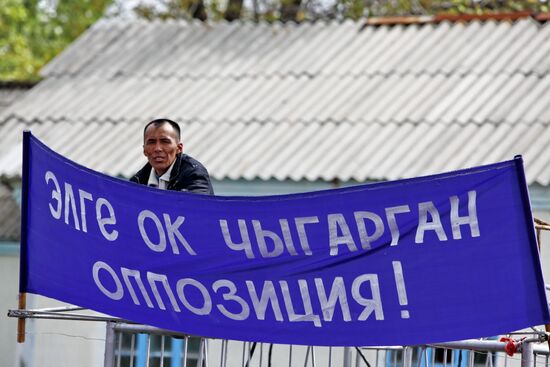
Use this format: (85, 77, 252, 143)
(144, 118, 181, 141)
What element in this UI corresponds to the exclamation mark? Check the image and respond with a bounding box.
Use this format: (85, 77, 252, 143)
(392, 261, 410, 319)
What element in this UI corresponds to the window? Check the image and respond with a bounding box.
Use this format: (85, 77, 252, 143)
(116, 333, 202, 367)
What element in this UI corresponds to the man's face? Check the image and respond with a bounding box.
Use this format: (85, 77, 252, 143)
(143, 123, 183, 176)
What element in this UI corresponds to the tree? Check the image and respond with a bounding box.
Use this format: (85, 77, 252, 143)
(224, 0, 244, 21)
(131, 0, 549, 23)
(0, 0, 113, 81)
(2, 0, 547, 82)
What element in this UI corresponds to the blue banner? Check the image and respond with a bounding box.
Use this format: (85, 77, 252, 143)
(20, 132, 549, 346)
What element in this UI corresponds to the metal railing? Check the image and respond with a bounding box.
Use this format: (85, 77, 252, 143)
(103, 322, 550, 367)
(10, 303, 550, 367)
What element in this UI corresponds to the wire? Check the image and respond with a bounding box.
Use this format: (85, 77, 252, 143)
(354, 347, 371, 367)
(268, 343, 274, 367)
(244, 342, 257, 367)
(23, 331, 106, 342)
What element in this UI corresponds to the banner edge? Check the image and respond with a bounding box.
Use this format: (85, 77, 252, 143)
(513, 155, 550, 321)
(18, 131, 31, 293)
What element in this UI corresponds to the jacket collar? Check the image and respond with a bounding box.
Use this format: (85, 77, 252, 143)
(135, 153, 183, 186)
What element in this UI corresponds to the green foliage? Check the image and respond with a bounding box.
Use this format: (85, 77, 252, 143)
(129, 0, 549, 22)
(1, 0, 548, 83)
(0, 0, 112, 81)
(364, 0, 550, 16)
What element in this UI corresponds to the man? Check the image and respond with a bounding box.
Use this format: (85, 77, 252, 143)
(131, 118, 214, 194)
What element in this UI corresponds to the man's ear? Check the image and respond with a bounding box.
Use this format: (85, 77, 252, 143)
(143, 145, 147, 157)
(177, 142, 183, 154)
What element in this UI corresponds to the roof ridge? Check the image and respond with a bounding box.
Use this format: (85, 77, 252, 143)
(363, 11, 550, 26)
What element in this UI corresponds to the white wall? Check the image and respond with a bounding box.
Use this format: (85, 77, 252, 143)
(19, 296, 107, 367)
(0, 252, 19, 367)
(0, 249, 108, 367)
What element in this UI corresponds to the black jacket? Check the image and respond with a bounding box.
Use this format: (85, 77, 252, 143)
(131, 153, 214, 195)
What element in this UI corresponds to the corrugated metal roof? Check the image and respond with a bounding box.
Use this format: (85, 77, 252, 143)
(37, 18, 550, 78)
(2, 117, 550, 186)
(0, 86, 32, 115)
(5, 73, 550, 125)
(0, 183, 20, 241)
(1, 18, 550, 185)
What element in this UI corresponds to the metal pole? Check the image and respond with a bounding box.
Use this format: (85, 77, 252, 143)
(303, 346, 310, 367)
(402, 347, 413, 367)
(487, 352, 494, 367)
(160, 336, 165, 367)
(116, 331, 122, 367)
(204, 339, 209, 367)
(182, 336, 188, 367)
(288, 345, 292, 367)
(104, 321, 116, 367)
(222, 340, 228, 367)
(145, 334, 151, 367)
(130, 334, 135, 367)
(343, 347, 353, 367)
(198, 338, 205, 367)
(259, 343, 263, 367)
(418, 347, 426, 367)
(521, 340, 534, 367)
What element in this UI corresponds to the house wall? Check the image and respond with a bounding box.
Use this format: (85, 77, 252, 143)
(18, 296, 106, 367)
(0, 245, 19, 367)
(0, 243, 107, 367)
